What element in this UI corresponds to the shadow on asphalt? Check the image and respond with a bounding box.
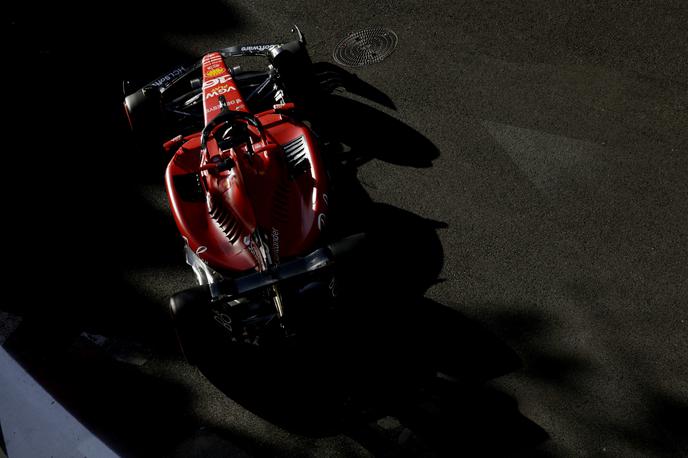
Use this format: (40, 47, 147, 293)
(189, 89, 549, 455)
(8, 3, 550, 454)
(7, 49, 548, 455)
(626, 392, 688, 456)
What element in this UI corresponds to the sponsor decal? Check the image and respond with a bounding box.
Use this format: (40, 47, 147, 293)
(205, 97, 244, 113)
(204, 85, 237, 99)
(150, 65, 186, 87)
(195, 245, 207, 254)
(271, 227, 280, 263)
(213, 311, 234, 334)
(205, 68, 224, 78)
(240, 44, 275, 52)
(318, 213, 326, 231)
(203, 75, 240, 101)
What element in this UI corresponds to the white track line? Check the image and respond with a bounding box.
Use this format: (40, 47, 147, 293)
(0, 347, 119, 458)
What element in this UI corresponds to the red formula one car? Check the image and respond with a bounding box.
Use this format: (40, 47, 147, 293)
(124, 28, 363, 356)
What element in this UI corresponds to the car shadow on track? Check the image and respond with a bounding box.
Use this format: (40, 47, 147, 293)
(194, 87, 549, 456)
(9, 12, 548, 449)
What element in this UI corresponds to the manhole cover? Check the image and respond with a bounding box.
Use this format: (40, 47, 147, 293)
(333, 27, 398, 67)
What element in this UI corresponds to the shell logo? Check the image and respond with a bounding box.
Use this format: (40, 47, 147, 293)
(205, 68, 224, 78)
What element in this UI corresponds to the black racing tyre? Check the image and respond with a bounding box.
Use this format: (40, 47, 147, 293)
(269, 40, 316, 107)
(169, 286, 213, 365)
(123, 86, 164, 150)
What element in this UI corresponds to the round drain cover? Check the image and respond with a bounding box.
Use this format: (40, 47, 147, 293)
(333, 27, 398, 67)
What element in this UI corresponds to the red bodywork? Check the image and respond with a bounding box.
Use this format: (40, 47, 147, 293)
(165, 53, 328, 273)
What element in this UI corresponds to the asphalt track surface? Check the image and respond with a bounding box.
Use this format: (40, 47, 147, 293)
(6, 1, 688, 456)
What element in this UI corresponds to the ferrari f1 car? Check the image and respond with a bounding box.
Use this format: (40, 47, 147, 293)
(124, 28, 364, 357)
